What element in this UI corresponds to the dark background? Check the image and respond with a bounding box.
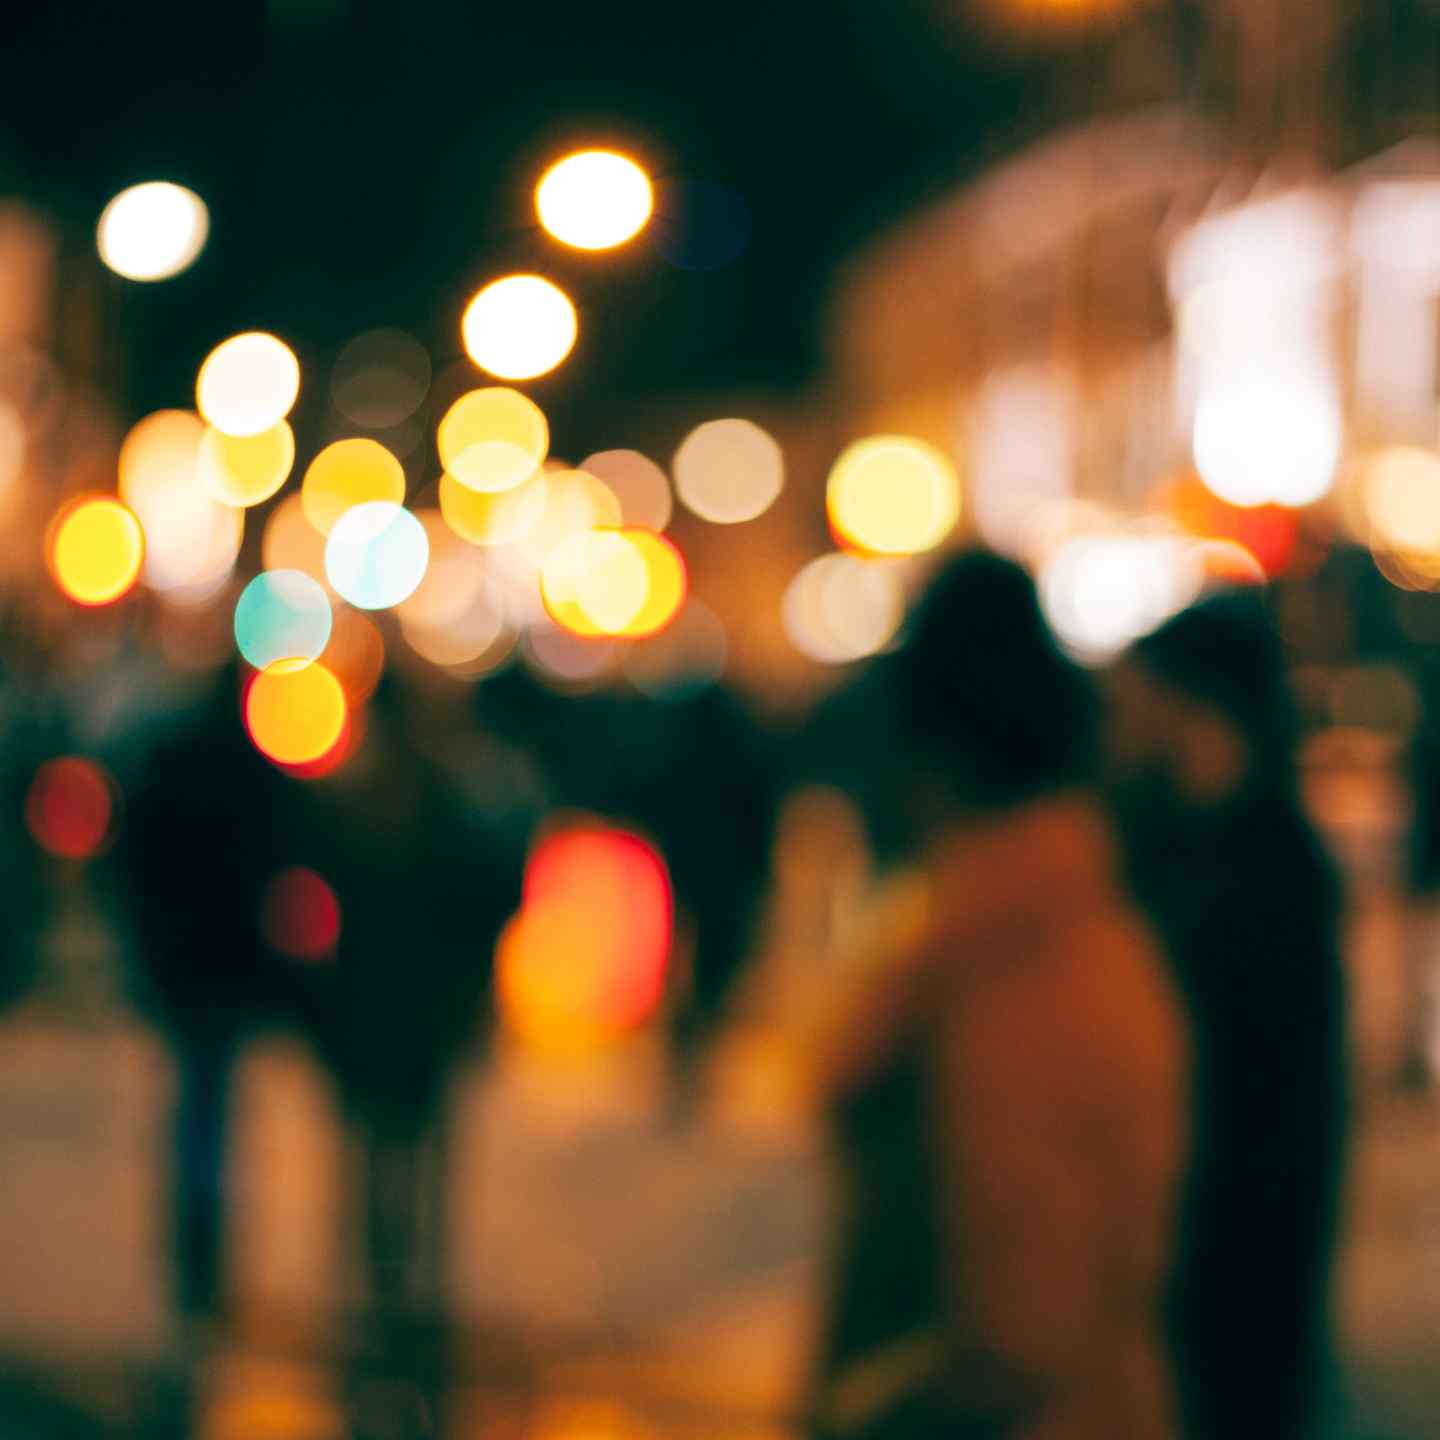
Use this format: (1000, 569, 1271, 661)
(0, 0, 1062, 457)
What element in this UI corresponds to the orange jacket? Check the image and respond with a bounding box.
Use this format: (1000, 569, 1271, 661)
(823, 796, 1189, 1440)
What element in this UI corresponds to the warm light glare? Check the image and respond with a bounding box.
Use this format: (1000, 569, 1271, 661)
(48, 496, 145, 606)
(196, 332, 301, 438)
(118, 410, 205, 507)
(535, 149, 654, 251)
(439, 468, 548, 547)
(617, 529, 686, 638)
(397, 511, 488, 629)
(245, 660, 348, 766)
(1363, 446, 1440, 559)
(498, 824, 672, 1051)
(673, 418, 784, 524)
(198, 421, 295, 507)
(517, 468, 623, 565)
(262, 494, 330, 588)
(542, 530, 647, 636)
(321, 605, 386, 704)
(827, 436, 961, 555)
(261, 867, 341, 961)
(782, 553, 904, 664)
(234, 570, 333, 671)
(26, 758, 114, 860)
(1038, 530, 1204, 664)
(1193, 375, 1340, 508)
(580, 449, 672, 531)
(97, 181, 208, 282)
(302, 437, 406, 535)
(461, 274, 577, 381)
(325, 501, 429, 610)
(437, 387, 549, 493)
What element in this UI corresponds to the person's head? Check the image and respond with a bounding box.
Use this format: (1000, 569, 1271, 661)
(1108, 589, 1298, 817)
(895, 551, 1099, 829)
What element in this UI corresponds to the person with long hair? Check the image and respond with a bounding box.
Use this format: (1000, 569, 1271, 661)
(1110, 592, 1349, 1439)
(811, 553, 1189, 1440)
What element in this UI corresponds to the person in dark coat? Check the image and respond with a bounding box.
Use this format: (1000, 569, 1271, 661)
(123, 661, 293, 1315)
(1109, 591, 1349, 1440)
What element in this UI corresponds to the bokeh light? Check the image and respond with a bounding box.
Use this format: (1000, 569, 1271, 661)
(196, 332, 301, 438)
(26, 757, 115, 860)
(498, 823, 672, 1051)
(97, 181, 208, 282)
(517, 468, 622, 566)
(673, 418, 783, 524)
(827, 435, 961, 556)
(580, 449, 672, 531)
(1163, 472, 1298, 578)
(131, 477, 243, 599)
(1193, 374, 1340, 508)
(782, 553, 905, 664)
(198, 421, 294, 507)
(400, 582, 510, 671)
(325, 501, 429, 610)
(397, 510, 488, 629)
(439, 468, 548, 547)
(617, 529, 686, 638)
(331, 328, 431, 429)
(1362, 446, 1440, 560)
(461, 275, 577, 381)
(118, 409, 205, 504)
(47, 496, 145, 606)
(302, 437, 406, 536)
(438, 387, 549, 493)
(536, 149, 654, 251)
(118, 412, 238, 598)
(541, 530, 638, 636)
(321, 604, 386, 704)
(260, 867, 341, 961)
(524, 621, 620, 685)
(245, 660, 348, 767)
(1038, 529, 1204, 664)
(968, 366, 1074, 558)
(234, 570, 333, 671)
(262, 493, 330, 589)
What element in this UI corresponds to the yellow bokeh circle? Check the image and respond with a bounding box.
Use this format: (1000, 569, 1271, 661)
(301, 437, 405, 536)
(198, 421, 295, 507)
(244, 659, 348, 766)
(617, 529, 687, 638)
(437, 387, 549, 494)
(439, 469, 548, 547)
(827, 435, 961, 556)
(196, 332, 300, 438)
(461, 275, 577, 381)
(48, 496, 145, 606)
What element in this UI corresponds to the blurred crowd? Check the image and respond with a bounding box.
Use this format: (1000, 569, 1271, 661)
(0, 545, 1375, 1439)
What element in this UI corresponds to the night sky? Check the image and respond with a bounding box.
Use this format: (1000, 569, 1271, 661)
(0, 1, 1063, 456)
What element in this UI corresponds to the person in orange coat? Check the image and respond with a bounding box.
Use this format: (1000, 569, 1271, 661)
(810, 553, 1189, 1440)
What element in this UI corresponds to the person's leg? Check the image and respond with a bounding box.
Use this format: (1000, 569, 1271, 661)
(172, 1016, 243, 1316)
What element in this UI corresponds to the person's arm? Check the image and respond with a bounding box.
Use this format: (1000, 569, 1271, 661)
(804, 870, 934, 1102)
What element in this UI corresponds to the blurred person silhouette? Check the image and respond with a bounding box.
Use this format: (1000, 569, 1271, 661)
(294, 671, 527, 1314)
(123, 659, 293, 1316)
(1109, 591, 1349, 1440)
(810, 553, 1189, 1440)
